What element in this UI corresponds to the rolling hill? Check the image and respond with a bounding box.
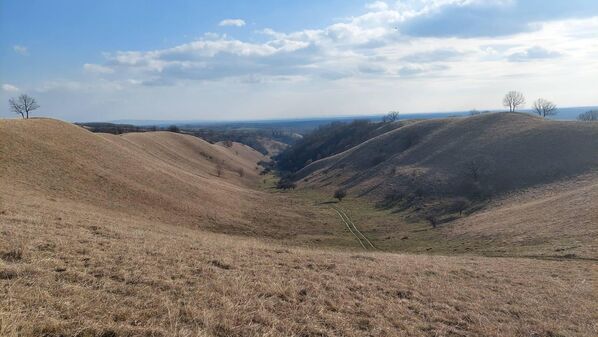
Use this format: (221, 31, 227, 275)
(0, 118, 341, 240)
(1, 117, 597, 337)
(297, 113, 598, 215)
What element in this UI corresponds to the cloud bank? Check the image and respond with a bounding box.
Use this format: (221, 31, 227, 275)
(4, 1, 598, 121)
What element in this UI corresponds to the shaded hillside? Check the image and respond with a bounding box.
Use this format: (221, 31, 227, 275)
(297, 113, 598, 216)
(276, 119, 404, 172)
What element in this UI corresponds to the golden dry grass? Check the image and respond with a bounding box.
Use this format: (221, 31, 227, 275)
(0, 118, 349, 243)
(1, 118, 597, 337)
(446, 173, 598, 259)
(1, 195, 596, 337)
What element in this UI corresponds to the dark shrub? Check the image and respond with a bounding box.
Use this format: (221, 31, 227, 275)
(334, 189, 347, 201)
(276, 178, 296, 190)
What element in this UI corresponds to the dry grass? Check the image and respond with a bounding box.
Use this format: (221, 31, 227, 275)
(0, 118, 350, 245)
(299, 112, 598, 201)
(446, 173, 598, 259)
(1, 198, 596, 337)
(1, 118, 597, 336)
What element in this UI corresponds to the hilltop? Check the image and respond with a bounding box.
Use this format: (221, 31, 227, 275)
(297, 113, 598, 214)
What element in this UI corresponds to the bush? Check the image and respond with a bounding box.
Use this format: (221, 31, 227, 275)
(334, 189, 347, 201)
(425, 215, 439, 228)
(276, 178, 296, 190)
(451, 197, 470, 215)
(167, 125, 180, 133)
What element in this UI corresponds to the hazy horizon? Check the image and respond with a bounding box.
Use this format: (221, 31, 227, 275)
(2, 0, 598, 121)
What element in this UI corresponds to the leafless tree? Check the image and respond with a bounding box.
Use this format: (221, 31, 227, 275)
(237, 168, 244, 177)
(216, 163, 223, 177)
(578, 110, 598, 122)
(532, 98, 557, 118)
(9, 94, 39, 119)
(382, 111, 400, 122)
(502, 91, 525, 112)
(452, 197, 470, 216)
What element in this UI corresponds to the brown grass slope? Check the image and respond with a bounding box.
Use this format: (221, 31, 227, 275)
(1, 118, 597, 336)
(1, 191, 596, 337)
(444, 173, 598, 258)
(0, 118, 267, 231)
(298, 113, 598, 198)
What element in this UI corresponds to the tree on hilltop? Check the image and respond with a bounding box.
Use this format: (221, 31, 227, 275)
(503, 91, 525, 113)
(9, 94, 39, 119)
(533, 98, 557, 118)
(382, 111, 400, 123)
(578, 110, 598, 121)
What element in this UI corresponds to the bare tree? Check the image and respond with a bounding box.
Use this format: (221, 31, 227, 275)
(578, 110, 598, 122)
(9, 94, 39, 119)
(382, 111, 400, 122)
(532, 98, 557, 118)
(502, 91, 525, 113)
(216, 163, 223, 177)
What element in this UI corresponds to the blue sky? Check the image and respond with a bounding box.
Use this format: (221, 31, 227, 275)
(1, 0, 598, 121)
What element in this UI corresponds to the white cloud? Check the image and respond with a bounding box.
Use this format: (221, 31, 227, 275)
(15, 3, 598, 121)
(2, 84, 20, 92)
(13, 45, 28, 56)
(366, 1, 389, 11)
(218, 19, 246, 27)
(83, 63, 115, 74)
(508, 46, 562, 62)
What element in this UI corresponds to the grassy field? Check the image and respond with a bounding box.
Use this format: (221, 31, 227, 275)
(2, 194, 596, 337)
(285, 184, 598, 259)
(1, 118, 597, 336)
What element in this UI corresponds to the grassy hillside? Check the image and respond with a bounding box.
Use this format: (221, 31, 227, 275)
(275, 120, 404, 173)
(297, 113, 598, 217)
(0, 118, 344, 242)
(2, 184, 596, 337)
(1, 117, 597, 337)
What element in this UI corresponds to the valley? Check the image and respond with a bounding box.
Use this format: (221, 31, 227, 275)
(1, 114, 597, 336)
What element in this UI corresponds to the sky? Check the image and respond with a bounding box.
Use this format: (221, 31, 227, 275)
(1, 0, 598, 122)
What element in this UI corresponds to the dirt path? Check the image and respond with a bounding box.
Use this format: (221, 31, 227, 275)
(332, 205, 375, 250)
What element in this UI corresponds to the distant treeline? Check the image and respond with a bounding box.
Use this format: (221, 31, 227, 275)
(76, 122, 162, 134)
(186, 128, 296, 155)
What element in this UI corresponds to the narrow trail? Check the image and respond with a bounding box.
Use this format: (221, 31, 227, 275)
(331, 205, 376, 250)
